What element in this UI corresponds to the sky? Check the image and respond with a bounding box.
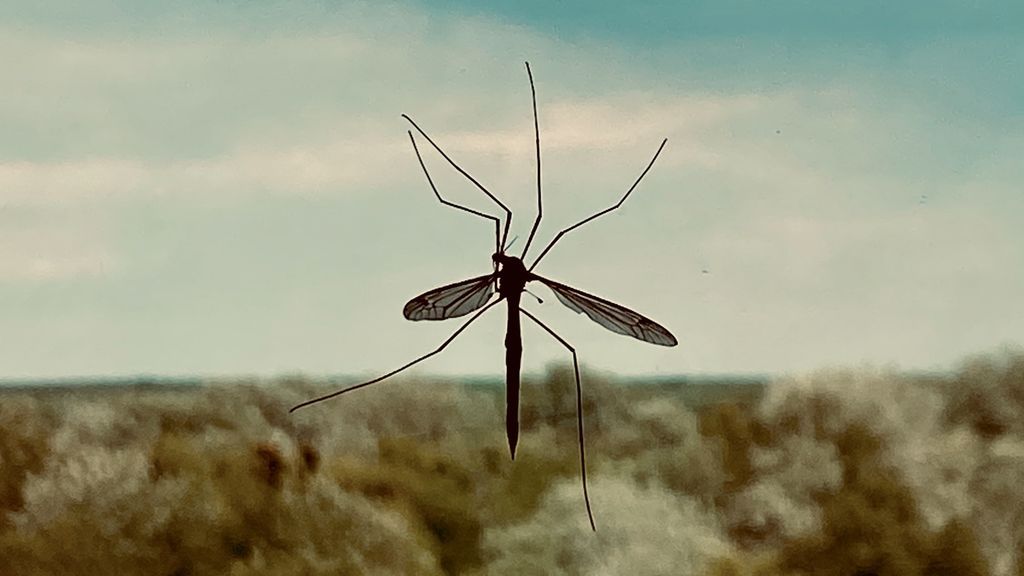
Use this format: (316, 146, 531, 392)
(1, 1, 1022, 380)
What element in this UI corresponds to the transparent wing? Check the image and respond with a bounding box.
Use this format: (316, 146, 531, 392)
(533, 275, 677, 346)
(403, 274, 496, 321)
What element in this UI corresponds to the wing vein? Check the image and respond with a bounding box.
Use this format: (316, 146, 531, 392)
(404, 274, 496, 321)
(533, 275, 677, 346)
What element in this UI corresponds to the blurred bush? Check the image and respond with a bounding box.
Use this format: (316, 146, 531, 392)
(1, 350, 1022, 575)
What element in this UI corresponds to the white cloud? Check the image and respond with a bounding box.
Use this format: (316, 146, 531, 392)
(0, 2, 1021, 376)
(0, 87, 770, 208)
(0, 217, 116, 282)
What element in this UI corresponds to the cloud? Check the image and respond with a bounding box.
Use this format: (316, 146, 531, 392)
(0, 0, 1021, 376)
(0, 56, 769, 208)
(0, 213, 117, 282)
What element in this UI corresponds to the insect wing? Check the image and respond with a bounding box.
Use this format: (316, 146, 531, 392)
(534, 275, 677, 346)
(403, 274, 496, 321)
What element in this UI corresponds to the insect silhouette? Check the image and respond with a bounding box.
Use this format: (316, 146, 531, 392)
(290, 62, 677, 531)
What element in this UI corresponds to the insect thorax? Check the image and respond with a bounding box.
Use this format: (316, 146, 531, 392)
(494, 254, 529, 297)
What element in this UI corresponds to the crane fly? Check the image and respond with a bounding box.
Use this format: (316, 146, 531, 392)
(290, 62, 677, 531)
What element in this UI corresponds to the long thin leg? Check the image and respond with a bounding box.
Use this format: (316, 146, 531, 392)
(520, 61, 543, 260)
(408, 132, 501, 254)
(290, 298, 503, 413)
(528, 138, 669, 272)
(402, 114, 513, 252)
(520, 308, 597, 532)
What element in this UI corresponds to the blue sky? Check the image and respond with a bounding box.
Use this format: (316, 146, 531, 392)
(1, 1, 1022, 379)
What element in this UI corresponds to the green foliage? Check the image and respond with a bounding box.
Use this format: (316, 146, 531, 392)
(699, 402, 758, 494)
(1, 388, 441, 576)
(3, 350, 1024, 575)
(926, 519, 989, 576)
(486, 429, 583, 524)
(946, 350, 1024, 439)
(760, 419, 990, 576)
(0, 396, 53, 527)
(329, 436, 482, 574)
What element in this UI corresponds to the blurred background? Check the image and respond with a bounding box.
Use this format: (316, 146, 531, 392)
(2, 0, 1022, 574)
(3, 356, 1024, 575)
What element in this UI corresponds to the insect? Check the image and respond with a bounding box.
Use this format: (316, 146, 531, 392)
(291, 62, 677, 531)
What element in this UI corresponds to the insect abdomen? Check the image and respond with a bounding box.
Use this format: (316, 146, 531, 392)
(505, 293, 523, 459)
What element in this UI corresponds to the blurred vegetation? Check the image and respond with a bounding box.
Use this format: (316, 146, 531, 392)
(0, 349, 1021, 575)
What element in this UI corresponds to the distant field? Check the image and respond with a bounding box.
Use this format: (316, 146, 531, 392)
(1, 352, 1020, 575)
(1, 372, 766, 406)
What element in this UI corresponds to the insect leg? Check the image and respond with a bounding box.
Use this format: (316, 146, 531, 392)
(520, 307, 597, 532)
(407, 131, 502, 255)
(528, 138, 668, 272)
(402, 114, 514, 252)
(290, 298, 503, 413)
(520, 61, 543, 260)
